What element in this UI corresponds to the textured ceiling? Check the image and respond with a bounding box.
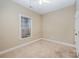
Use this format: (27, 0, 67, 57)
(13, 0, 75, 15)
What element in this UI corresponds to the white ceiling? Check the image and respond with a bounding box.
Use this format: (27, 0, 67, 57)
(13, 0, 75, 15)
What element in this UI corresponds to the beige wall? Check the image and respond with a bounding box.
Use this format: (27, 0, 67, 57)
(0, 5, 4, 50)
(0, 0, 41, 51)
(42, 5, 75, 44)
(0, 0, 75, 51)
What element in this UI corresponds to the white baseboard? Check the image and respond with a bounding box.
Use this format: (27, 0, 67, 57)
(0, 38, 76, 55)
(42, 38, 75, 48)
(0, 39, 41, 55)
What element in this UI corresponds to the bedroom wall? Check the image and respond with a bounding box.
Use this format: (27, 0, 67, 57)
(0, 4, 4, 50)
(0, 0, 41, 51)
(42, 5, 75, 44)
(0, 0, 75, 52)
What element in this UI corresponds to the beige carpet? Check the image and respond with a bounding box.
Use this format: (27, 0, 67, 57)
(0, 40, 77, 58)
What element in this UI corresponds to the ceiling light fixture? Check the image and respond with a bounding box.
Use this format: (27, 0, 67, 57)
(29, 0, 51, 8)
(39, 0, 51, 5)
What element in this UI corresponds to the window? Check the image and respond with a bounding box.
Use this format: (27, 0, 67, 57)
(20, 15, 31, 38)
